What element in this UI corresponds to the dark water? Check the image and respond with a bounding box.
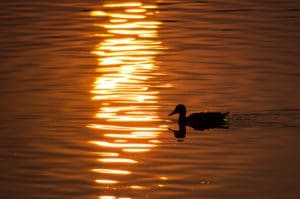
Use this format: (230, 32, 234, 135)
(0, 0, 300, 199)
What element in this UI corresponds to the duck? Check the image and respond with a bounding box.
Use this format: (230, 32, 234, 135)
(168, 104, 229, 130)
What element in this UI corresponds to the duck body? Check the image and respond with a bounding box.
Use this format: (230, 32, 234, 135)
(169, 104, 229, 130)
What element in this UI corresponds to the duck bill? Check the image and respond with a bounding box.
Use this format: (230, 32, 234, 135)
(168, 110, 176, 116)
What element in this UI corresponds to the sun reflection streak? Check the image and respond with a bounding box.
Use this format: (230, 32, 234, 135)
(103, 2, 142, 8)
(96, 179, 118, 184)
(126, 8, 146, 13)
(89, 1, 168, 198)
(123, 148, 151, 153)
(99, 158, 137, 163)
(95, 152, 119, 157)
(104, 133, 157, 139)
(130, 185, 144, 190)
(92, 169, 131, 175)
(88, 124, 164, 131)
(99, 196, 116, 199)
(90, 141, 156, 148)
(99, 197, 132, 199)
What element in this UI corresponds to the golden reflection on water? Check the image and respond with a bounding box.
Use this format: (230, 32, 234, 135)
(89, 1, 167, 198)
(92, 169, 132, 175)
(99, 158, 137, 164)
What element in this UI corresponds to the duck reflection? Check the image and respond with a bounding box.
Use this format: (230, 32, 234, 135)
(168, 124, 186, 142)
(169, 104, 229, 141)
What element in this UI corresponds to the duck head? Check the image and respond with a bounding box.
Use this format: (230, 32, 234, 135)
(168, 104, 186, 116)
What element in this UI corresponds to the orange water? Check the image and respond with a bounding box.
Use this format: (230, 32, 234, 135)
(0, 1, 300, 199)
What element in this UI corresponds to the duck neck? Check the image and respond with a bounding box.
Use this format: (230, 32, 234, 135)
(178, 111, 187, 124)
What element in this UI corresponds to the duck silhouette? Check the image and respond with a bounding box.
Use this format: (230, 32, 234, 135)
(169, 104, 229, 131)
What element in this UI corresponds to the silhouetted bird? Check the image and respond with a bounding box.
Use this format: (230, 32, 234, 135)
(169, 104, 229, 130)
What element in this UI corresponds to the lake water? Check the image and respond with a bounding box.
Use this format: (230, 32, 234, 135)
(0, 0, 300, 199)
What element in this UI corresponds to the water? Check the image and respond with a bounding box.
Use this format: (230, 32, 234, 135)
(0, 0, 300, 199)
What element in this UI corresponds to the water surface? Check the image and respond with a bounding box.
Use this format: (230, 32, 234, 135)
(0, 0, 300, 199)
